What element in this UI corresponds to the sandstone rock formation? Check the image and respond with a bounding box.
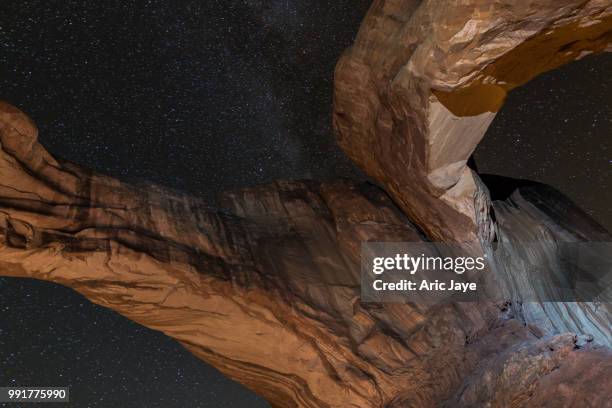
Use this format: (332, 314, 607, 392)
(1, 108, 610, 407)
(334, 0, 611, 243)
(1, 0, 611, 407)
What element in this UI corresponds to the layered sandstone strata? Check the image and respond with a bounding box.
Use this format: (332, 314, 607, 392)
(1, 101, 610, 407)
(334, 0, 611, 242)
(1, 0, 611, 406)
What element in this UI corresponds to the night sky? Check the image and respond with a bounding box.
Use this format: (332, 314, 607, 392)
(475, 55, 611, 232)
(0, 1, 610, 407)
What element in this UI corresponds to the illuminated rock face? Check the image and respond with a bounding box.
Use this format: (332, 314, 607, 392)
(1, 0, 611, 407)
(1, 103, 611, 407)
(333, 0, 611, 242)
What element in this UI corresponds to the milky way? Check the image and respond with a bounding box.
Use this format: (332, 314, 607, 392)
(0, 1, 610, 407)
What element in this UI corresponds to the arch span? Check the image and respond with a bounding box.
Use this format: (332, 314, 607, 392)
(333, 0, 611, 243)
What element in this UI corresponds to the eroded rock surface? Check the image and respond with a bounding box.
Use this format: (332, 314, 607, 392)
(2, 0, 612, 406)
(1, 102, 610, 407)
(333, 0, 611, 242)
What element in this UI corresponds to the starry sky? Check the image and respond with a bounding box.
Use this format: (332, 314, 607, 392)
(0, 1, 610, 407)
(0, 0, 368, 199)
(475, 54, 611, 232)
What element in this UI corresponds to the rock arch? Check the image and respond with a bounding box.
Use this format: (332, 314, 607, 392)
(333, 0, 611, 242)
(1, 1, 611, 406)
